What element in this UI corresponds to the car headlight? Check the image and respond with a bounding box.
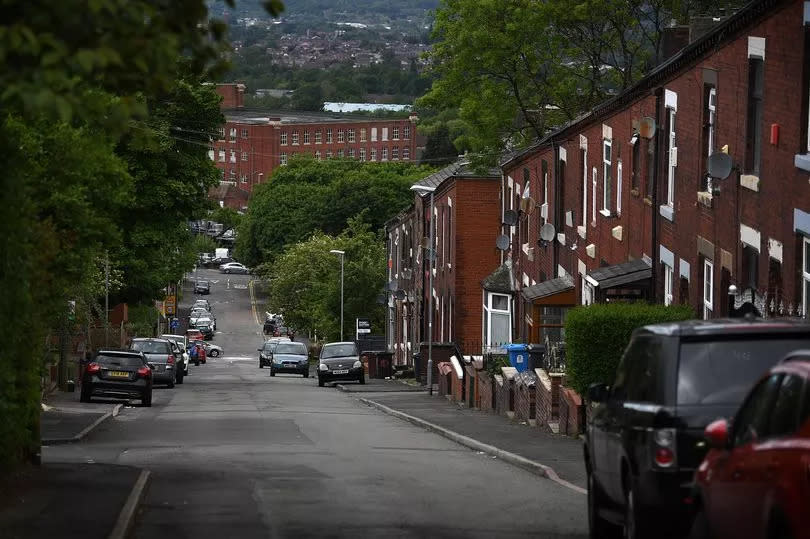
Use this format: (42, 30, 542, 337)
(319, 364, 328, 371)
(300, 359, 309, 364)
(353, 360, 362, 368)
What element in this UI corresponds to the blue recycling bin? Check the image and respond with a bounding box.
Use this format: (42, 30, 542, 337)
(504, 343, 529, 373)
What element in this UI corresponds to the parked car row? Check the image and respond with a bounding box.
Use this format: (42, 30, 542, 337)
(188, 299, 217, 341)
(584, 318, 810, 539)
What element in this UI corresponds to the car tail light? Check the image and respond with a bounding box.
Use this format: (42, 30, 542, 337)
(137, 366, 151, 378)
(167, 355, 175, 364)
(652, 428, 677, 468)
(86, 362, 101, 374)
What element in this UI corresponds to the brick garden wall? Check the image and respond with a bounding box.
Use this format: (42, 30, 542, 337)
(558, 387, 584, 436)
(477, 371, 494, 412)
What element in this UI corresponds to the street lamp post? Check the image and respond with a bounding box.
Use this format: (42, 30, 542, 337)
(330, 250, 345, 341)
(410, 184, 436, 395)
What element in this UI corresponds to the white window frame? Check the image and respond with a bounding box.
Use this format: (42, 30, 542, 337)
(280, 132, 288, 146)
(348, 129, 355, 143)
(616, 159, 623, 216)
(591, 167, 597, 226)
(582, 280, 594, 306)
(229, 128, 236, 142)
(240, 174, 248, 184)
(229, 150, 236, 163)
(292, 131, 299, 145)
(326, 150, 332, 159)
(218, 149, 225, 162)
(315, 151, 321, 161)
(326, 129, 333, 144)
(338, 149, 344, 158)
(371, 127, 378, 142)
(803, 237, 810, 316)
(240, 128, 248, 139)
(664, 264, 674, 306)
(582, 147, 588, 229)
(382, 127, 389, 141)
(393, 126, 399, 140)
(241, 151, 248, 161)
(360, 128, 367, 142)
(667, 107, 677, 207)
(218, 127, 225, 140)
(484, 292, 512, 349)
(403, 147, 410, 160)
(392, 146, 399, 160)
(359, 148, 366, 161)
(703, 258, 714, 319)
(707, 87, 716, 159)
(304, 131, 310, 144)
(315, 131, 322, 144)
(348, 148, 355, 159)
(404, 125, 411, 139)
(370, 147, 377, 161)
(382, 147, 388, 161)
(280, 152, 287, 166)
(337, 130, 345, 143)
(603, 138, 612, 213)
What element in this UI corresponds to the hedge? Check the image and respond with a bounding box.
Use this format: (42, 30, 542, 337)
(565, 303, 694, 396)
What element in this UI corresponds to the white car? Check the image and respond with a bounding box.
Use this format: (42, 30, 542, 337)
(204, 342, 223, 357)
(219, 262, 249, 274)
(160, 334, 191, 375)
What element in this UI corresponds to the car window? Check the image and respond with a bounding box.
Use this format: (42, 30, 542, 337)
(131, 340, 171, 354)
(610, 336, 665, 404)
(274, 343, 307, 355)
(732, 374, 782, 447)
(321, 344, 358, 358)
(96, 355, 144, 368)
(767, 374, 804, 438)
(677, 338, 810, 405)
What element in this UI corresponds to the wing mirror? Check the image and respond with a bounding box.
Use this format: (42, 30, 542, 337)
(704, 419, 729, 450)
(587, 383, 609, 403)
(148, 363, 156, 370)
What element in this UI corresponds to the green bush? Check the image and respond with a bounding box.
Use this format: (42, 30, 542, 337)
(485, 353, 511, 377)
(565, 303, 694, 396)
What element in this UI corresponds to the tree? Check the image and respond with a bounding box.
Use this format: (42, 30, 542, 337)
(210, 206, 243, 232)
(264, 219, 386, 340)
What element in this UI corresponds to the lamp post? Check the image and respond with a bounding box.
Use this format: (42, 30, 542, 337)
(411, 184, 436, 395)
(330, 249, 345, 341)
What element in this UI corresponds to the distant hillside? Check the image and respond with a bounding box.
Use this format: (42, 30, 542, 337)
(209, 0, 439, 20)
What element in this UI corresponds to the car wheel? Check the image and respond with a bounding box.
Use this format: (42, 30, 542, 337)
(270, 368, 275, 377)
(588, 471, 619, 539)
(142, 390, 152, 407)
(80, 386, 91, 403)
(225, 269, 230, 274)
(167, 379, 175, 389)
(318, 377, 324, 387)
(176, 370, 184, 384)
(194, 360, 200, 366)
(358, 375, 365, 385)
(259, 361, 264, 369)
(210, 350, 219, 357)
(303, 371, 309, 378)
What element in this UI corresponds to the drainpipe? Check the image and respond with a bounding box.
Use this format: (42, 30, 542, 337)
(650, 88, 664, 304)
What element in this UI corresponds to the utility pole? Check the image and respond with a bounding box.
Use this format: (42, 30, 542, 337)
(105, 251, 110, 347)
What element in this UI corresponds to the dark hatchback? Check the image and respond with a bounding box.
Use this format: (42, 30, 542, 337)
(317, 342, 364, 387)
(80, 350, 153, 406)
(584, 318, 810, 539)
(194, 280, 210, 294)
(267, 341, 309, 377)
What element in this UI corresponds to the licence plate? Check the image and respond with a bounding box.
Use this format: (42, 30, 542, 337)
(108, 371, 129, 378)
(333, 369, 349, 374)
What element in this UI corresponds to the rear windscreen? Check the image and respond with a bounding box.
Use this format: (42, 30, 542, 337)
(131, 340, 171, 354)
(678, 338, 810, 405)
(96, 355, 144, 368)
(275, 343, 307, 355)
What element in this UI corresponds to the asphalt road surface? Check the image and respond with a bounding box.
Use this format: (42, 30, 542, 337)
(43, 269, 588, 539)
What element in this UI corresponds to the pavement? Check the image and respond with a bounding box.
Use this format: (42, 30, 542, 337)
(356, 391, 587, 491)
(16, 268, 587, 539)
(41, 388, 123, 444)
(334, 377, 429, 393)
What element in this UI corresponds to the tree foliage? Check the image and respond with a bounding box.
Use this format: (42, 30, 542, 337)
(236, 157, 433, 266)
(264, 219, 386, 340)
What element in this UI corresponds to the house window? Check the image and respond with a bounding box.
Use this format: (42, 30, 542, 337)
(382, 147, 388, 161)
(630, 134, 640, 192)
(371, 127, 378, 142)
(229, 128, 236, 142)
(241, 151, 248, 161)
(370, 147, 377, 161)
(802, 238, 810, 318)
(315, 151, 321, 160)
(360, 128, 367, 142)
(315, 131, 322, 144)
(393, 127, 399, 140)
(742, 245, 759, 290)
(616, 160, 622, 215)
(240, 128, 248, 139)
(229, 150, 236, 163)
(240, 174, 247, 184)
(303, 131, 310, 144)
(326, 129, 333, 144)
(404, 125, 410, 139)
(592, 167, 597, 225)
(666, 108, 676, 207)
(580, 148, 587, 229)
(229, 169, 235, 181)
(280, 132, 288, 145)
(603, 139, 612, 213)
(291, 131, 299, 145)
(702, 85, 717, 191)
(348, 128, 355, 143)
(664, 264, 674, 306)
(348, 148, 355, 159)
(338, 129, 345, 143)
(359, 148, 366, 161)
(403, 147, 410, 160)
(280, 152, 287, 166)
(484, 293, 511, 348)
(338, 149, 344, 158)
(218, 127, 225, 140)
(218, 149, 225, 162)
(745, 57, 764, 175)
(382, 127, 389, 141)
(208, 147, 215, 161)
(392, 146, 399, 160)
(703, 258, 714, 319)
(581, 279, 594, 306)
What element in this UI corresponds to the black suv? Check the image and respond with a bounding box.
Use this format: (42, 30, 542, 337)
(584, 318, 810, 539)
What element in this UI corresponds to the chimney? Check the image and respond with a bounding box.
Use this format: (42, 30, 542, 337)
(660, 25, 690, 64)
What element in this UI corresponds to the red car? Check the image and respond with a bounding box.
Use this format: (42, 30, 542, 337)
(691, 352, 810, 539)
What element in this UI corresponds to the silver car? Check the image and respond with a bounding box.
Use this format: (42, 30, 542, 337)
(130, 338, 179, 387)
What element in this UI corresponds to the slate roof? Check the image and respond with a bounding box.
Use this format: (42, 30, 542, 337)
(482, 260, 515, 294)
(586, 259, 652, 289)
(412, 160, 501, 195)
(521, 274, 574, 301)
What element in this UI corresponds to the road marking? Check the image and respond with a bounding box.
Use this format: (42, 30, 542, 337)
(248, 280, 261, 326)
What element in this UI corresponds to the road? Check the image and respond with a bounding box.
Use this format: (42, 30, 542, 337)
(43, 269, 587, 539)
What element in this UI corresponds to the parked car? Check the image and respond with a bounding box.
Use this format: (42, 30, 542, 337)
(258, 339, 280, 368)
(317, 341, 364, 387)
(189, 307, 211, 320)
(690, 351, 810, 539)
(80, 350, 153, 406)
(186, 328, 204, 342)
(206, 256, 232, 267)
(584, 318, 810, 539)
(265, 341, 309, 377)
(203, 342, 222, 358)
(274, 326, 295, 339)
(129, 338, 180, 387)
(189, 315, 215, 339)
(219, 262, 249, 274)
(193, 299, 212, 312)
(160, 334, 190, 378)
(194, 280, 210, 294)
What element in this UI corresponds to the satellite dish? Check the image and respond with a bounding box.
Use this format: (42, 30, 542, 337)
(388, 280, 399, 292)
(495, 235, 510, 251)
(503, 210, 518, 226)
(395, 290, 406, 300)
(639, 117, 656, 139)
(540, 223, 556, 242)
(707, 152, 733, 179)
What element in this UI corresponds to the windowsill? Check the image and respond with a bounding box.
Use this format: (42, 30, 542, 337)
(643, 197, 652, 206)
(577, 225, 587, 239)
(659, 204, 674, 222)
(630, 189, 640, 198)
(796, 153, 810, 172)
(697, 191, 713, 208)
(740, 174, 760, 192)
(599, 209, 613, 218)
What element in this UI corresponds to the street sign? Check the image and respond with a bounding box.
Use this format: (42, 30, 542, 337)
(170, 318, 179, 330)
(165, 295, 176, 315)
(356, 318, 371, 340)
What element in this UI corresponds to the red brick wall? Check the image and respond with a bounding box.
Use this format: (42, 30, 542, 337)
(514, 381, 537, 421)
(536, 370, 553, 428)
(216, 83, 245, 109)
(558, 387, 584, 436)
(495, 375, 515, 416)
(477, 370, 494, 411)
